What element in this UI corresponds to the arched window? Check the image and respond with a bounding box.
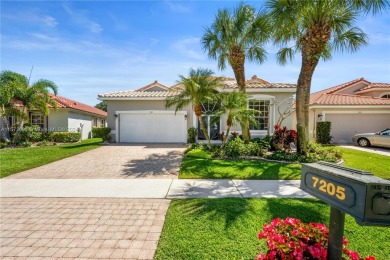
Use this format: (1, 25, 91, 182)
(381, 94, 390, 99)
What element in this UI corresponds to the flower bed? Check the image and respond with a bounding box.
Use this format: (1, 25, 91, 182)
(256, 217, 375, 260)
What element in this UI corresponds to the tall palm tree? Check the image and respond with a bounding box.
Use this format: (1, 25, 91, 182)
(266, 0, 388, 154)
(214, 91, 258, 144)
(0, 70, 58, 141)
(165, 68, 223, 146)
(202, 2, 270, 141)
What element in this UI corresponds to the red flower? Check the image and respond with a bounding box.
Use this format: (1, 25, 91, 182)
(365, 256, 376, 260)
(308, 243, 323, 258)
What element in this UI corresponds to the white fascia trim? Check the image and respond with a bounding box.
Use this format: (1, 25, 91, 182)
(323, 111, 390, 114)
(99, 97, 170, 101)
(322, 110, 390, 121)
(355, 88, 390, 94)
(223, 88, 296, 93)
(310, 105, 390, 109)
(248, 94, 275, 99)
(115, 110, 187, 115)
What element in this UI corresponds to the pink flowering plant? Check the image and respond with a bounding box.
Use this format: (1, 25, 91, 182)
(255, 217, 376, 260)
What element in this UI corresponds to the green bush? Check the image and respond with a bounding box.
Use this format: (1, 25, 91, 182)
(18, 125, 42, 142)
(224, 137, 246, 158)
(49, 132, 81, 143)
(0, 142, 9, 149)
(19, 141, 32, 147)
(187, 127, 197, 144)
(246, 142, 264, 156)
(92, 127, 111, 141)
(316, 121, 332, 144)
(186, 149, 212, 159)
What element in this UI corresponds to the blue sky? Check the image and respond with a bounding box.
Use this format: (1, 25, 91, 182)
(2, 1, 390, 106)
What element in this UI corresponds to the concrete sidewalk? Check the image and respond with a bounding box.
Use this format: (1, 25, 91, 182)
(0, 179, 312, 199)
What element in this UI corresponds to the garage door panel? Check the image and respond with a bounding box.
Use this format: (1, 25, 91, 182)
(119, 112, 186, 143)
(326, 114, 390, 144)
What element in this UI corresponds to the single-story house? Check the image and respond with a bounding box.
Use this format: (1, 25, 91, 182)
(3, 95, 107, 140)
(293, 78, 390, 144)
(98, 76, 296, 143)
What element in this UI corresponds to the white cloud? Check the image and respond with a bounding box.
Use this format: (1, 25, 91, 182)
(2, 11, 57, 27)
(164, 1, 191, 13)
(63, 4, 102, 34)
(172, 37, 205, 60)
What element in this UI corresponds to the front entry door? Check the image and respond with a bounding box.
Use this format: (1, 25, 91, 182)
(197, 101, 220, 141)
(197, 115, 220, 140)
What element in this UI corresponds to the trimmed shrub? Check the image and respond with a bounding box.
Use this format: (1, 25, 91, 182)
(18, 125, 42, 142)
(316, 121, 332, 144)
(186, 149, 212, 159)
(187, 127, 197, 143)
(224, 137, 246, 158)
(92, 127, 111, 141)
(49, 132, 81, 143)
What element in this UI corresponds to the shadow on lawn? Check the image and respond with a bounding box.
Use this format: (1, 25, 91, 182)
(121, 150, 182, 178)
(171, 198, 254, 229)
(61, 140, 103, 149)
(181, 158, 301, 179)
(265, 198, 329, 224)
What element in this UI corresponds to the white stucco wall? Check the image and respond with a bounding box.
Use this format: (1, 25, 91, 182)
(48, 109, 69, 132)
(68, 112, 93, 140)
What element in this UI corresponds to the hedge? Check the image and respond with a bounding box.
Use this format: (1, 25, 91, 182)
(316, 121, 332, 144)
(49, 132, 81, 143)
(92, 127, 111, 141)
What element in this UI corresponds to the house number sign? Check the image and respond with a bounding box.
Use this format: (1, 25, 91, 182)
(304, 172, 356, 207)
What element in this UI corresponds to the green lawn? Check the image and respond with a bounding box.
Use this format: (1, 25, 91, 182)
(0, 138, 103, 178)
(180, 157, 302, 179)
(338, 147, 390, 179)
(155, 198, 389, 260)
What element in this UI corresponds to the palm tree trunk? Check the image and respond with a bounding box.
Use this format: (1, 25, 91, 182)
(230, 53, 250, 142)
(198, 115, 211, 146)
(223, 125, 231, 145)
(296, 51, 320, 154)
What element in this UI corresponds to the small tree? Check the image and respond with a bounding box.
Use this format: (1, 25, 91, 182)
(165, 68, 223, 146)
(214, 91, 258, 144)
(95, 101, 107, 112)
(0, 70, 58, 142)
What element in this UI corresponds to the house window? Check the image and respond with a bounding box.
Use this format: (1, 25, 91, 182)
(93, 118, 98, 127)
(30, 112, 45, 129)
(100, 119, 105, 126)
(248, 100, 270, 130)
(381, 94, 390, 99)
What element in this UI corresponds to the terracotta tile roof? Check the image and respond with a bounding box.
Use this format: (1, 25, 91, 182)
(310, 93, 390, 105)
(98, 90, 182, 98)
(13, 95, 107, 117)
(135, 81, 170, 92)
(100, 76, 296, 99)
(50, 95, 107, 117)
(309, 78, 390, 106)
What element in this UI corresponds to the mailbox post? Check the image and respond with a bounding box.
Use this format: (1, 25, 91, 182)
(300, 162, 390, 259)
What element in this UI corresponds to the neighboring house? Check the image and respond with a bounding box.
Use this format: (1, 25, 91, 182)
(98, 76, 296, 143)
(293, 78, 390, 144)
(4, 95, 107, 140)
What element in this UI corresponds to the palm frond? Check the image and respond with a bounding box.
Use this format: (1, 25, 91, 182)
(332, 27, 368, 53)
(276, 47, 296, 65)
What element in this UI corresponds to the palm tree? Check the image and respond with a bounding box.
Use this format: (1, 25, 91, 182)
(266, 0, 388, 154)
(166, 68, 223, 146)
(214, 91, 258, 144)
(0, 70, 58, 141)
(202, 2, 270, 141)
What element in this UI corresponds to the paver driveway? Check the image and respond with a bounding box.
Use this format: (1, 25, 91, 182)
(6, 143, 186, 179)
(0, 198, 169, 259)
(1, 143, 185, 259)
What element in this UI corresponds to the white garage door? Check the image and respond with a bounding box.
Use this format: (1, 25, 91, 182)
(119, 111, 187, 143)
(326, 113, 390, 144)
